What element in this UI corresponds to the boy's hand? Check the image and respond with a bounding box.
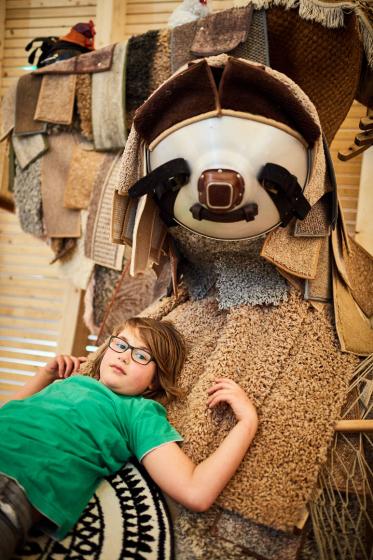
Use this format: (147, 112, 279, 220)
(207, 378, 258, 425)
(41, 355, 87, 380)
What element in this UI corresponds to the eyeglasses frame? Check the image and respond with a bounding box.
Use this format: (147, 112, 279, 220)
(108, 335, 154, 366)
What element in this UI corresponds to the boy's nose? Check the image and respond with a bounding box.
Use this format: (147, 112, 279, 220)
(119, 349, 131, 361)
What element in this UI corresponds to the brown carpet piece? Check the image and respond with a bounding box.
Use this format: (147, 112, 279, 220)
(85, 152, 125, 270)
(0, 81, 17, 141)
(116, 126, 143, 195)
(304, 235, 332, 302)
(34, 74, 77, 125)
(40, 133, 80, 238)
(333, 265, 373, 356)
(14, 74, 47, 136)
(63, 143, 105, 209)
(170, 19, 198, 73)
(92, 42, 127, 151)
(266, 6, 363, 144)
(343, 235, 373, 319)
(76, 74, 93, 141)
(191, 6, 253, 56)
(33, 44, 115, 75)
(261, 225, 323, 279)
(11, 133, 48, 170)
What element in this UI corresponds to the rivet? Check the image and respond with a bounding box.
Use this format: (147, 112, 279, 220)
(218, 169, 222, 173)
(237, 174, 240, 178)
(200, 26, 204, 30)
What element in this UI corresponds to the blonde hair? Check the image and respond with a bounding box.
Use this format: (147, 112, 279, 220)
(88, 317, 186, 403)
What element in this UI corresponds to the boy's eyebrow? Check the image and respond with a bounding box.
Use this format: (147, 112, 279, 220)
(117, 335, 151, 353)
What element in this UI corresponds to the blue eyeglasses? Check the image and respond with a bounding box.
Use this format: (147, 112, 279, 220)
(109, 336, 154, 365)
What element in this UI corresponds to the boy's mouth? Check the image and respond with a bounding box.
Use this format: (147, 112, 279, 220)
(110, 364, 125, 375)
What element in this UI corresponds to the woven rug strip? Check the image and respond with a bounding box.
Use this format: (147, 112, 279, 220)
(76, 74, 93, 141)
(14, 74, 47, 136)
(92, 42, 127, 151)
(13, 159, 44, 237)
(63, 144, 106, 209)
(231, 8, 270, 65)
(11, 133, 48, 171)
(34, 74, 77, 125)
(85, 153, 116, 259)
(32, 44, 115, 75)
(261, 225, 323, 279)
(148, 29, 171, 95)
(40, 132, 80, 238)
(0, 82, 17, 141)
(87, 153, 125, 270)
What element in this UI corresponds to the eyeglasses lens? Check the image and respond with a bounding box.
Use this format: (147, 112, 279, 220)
(110, 337, 152, 365)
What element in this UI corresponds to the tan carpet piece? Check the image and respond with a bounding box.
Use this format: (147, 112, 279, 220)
(304, 235, 332, 302)
(85, 153, 125, 270)
(34, 74, 77, 125)
(261, 225, 323, 279)
(40, 133, 80, 238)
(92, 42, 127, 151)
(343, 235, 373, 319)
(294, 195, 331, 237)
(116, 125, 144, 195)
(63, 143, 105, 209)
(76, 74, 93, 141)
(148, 29, 171, 94)
(14, 74, 47, 136)
(0, 81, 17, 141)
(11, 133, 48, 170)
(333, 265, 373, 356)
(33, 44, 115, 75)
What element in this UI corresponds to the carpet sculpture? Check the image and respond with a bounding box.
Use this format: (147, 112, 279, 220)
(1, 1, 372, 559)
(15, 461, 174, 560)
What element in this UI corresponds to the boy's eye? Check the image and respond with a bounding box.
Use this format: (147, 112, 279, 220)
(133, 350, 150, 363)
(116, 341, 128, 351)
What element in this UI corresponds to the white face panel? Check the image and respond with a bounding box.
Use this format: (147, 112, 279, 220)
(148, 116, 309, 240)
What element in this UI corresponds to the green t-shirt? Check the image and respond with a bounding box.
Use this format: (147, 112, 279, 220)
(0, 375, 182, 539)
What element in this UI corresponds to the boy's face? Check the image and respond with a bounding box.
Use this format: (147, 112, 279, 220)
(99, 327, 156, 396)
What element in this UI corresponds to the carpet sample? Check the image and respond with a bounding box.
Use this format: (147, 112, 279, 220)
(170, 19, 198, 73)
(267, 6, 362, 144)
(32, 44, 115, 75)
(116, 126, 144, 195)
(342, 234, 373, 319)
(16, 461, 174, 560)
(13, 159, 44, 238)
(0, 81, 17, 141)
(294, 194, 331, 237)
(126, 31, 159, 129)
(14, 74, 47, 136)
(11, 133, 48, 170)
(191, 6, 253, 56)
(261, 224, 323, 280)
(333, 265, 373, 356)
(40, 133, 80, 238)
(148, 29, 171, 94)
(63, 143, 105, 209)
(304, 234, 332, 302)
(85, 152, 125, 270)
(57, 210, 94, 290)
(231, 8, 270, 65)
(34, 74, 77, 125)
(92, 42, 127, 150)
(76, 74, 93, 141)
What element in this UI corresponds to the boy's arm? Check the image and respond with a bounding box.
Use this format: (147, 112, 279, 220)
(142, 379, 258, 512)
(5, 355, 87, 403)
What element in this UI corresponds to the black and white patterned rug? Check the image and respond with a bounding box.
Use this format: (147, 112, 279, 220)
(15, 461, 174, 560)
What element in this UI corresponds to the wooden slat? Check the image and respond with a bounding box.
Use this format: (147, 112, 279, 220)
(0, 358, 41, 372)
(0, 295, 64, 310)
(7, 0, 96, 7)
(7, 7, 96, 19)
(0, 327, 57, 341)
(0, 304, 63, 320)
(6, 17, 96, 28)
(0, 315, 59, 331)
(0, 349, 48, 363)
(5, 27, 72, 39)
(0, 338, 56, 352)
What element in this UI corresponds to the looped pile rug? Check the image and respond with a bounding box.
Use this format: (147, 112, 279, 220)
(16, 461, 174, 560)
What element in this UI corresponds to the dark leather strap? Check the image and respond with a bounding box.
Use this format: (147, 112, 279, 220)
(190, 202, 258, 222)
(258, 163, 311, 226)
(128, 158, 190, 199)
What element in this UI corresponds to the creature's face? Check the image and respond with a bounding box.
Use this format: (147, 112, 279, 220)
(148, 115, 310, 240)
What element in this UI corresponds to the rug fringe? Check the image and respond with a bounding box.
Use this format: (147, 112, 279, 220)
(233, 0, 373, 66)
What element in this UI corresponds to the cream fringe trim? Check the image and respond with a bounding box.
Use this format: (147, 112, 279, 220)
(233, 0, 373, 66)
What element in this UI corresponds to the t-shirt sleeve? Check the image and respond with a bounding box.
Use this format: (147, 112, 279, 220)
(129, 399, 183, 462)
